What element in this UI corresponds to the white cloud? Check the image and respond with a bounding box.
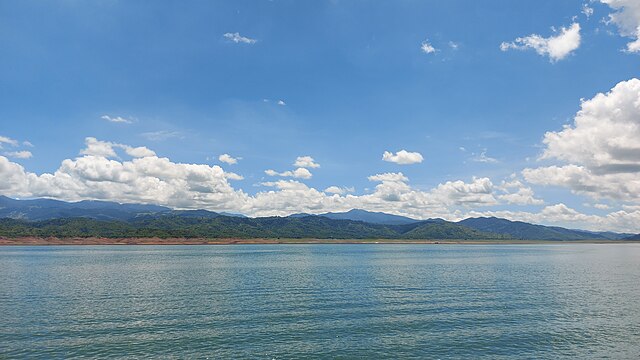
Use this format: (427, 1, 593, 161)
(277, 100, 286, 106)
(80, 137, 156, 159)
(601, 0, 640, 52)
(101, 115, 133, 124)
(541, 78, 640, 171)
(449, 41, 459, 50)
(382, 150, 424, 165)
(420, 40, 437, 54)
(4, 151, 33, 159)
(219, 154, 240, 165)
(497, 179, 544, 205)
(293, 156, 320, 168)
(524, 78, 640, 202)
(324, 186, 355, 195)
(471, 150, 498, 163)
(124, 146, 156, 158)
(430, 177, 499, 207)
(224, 172, 244, 181)
(500, 23, 581, 62)
(223, 32, 257, 44)
(81, 137, 118, 158)
(0, 136, 19, 148)
(264, 167, 313, 179)
(582, 4, 594, 18)
(593, 203, 611, 210)
(367, 172, 409, 183)
(0, 150, 249, 211)
(23, 141, 34, 147)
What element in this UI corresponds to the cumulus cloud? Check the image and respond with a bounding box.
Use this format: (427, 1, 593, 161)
(430, 177, 499, 207)
(223, 32, 257, 44)
(541, 78, 640, 171)
(265, 167, 313, 179)
(524, 78, 640, 202)
(80, 137, 156, 159)
(497, 179, 544, 205)
(124, 146, 156, 158)
(224, 172, 244, 181)
(4, 151, 33, 159)
(500, 23, 581, 62)
(81, 137, 118, 158)
(421, 40, 437, 54)
(293, 156, 320, 168)
(101, 115, 133, 124)
(601, 0, 640, 52)
(277, 100, 286, 106)
(382, 150, 424, 165)
(0, 151, 248, 211)
(219, 154, 240, 165)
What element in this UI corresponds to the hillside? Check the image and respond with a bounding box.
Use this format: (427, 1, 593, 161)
(0, 215, 508, 240)
(458, 217, 610, 241)
(316, 209, 419, 225)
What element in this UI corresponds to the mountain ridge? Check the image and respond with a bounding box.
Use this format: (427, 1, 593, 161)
(290, 209, 420, 225)
(0, 196, 633, 240)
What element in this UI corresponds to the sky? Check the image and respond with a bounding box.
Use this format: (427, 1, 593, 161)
(1, 0, 640, 232)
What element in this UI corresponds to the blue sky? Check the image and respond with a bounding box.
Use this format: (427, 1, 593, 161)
(1, 0, 640, 232)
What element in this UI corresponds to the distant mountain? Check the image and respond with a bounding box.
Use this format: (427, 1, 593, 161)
(288, 213, 313, 218)
(578, 230, 634, 240)
(624, 234, 640, 240)
(219, 212, 247, 218)
(315, 209, 420, 225)
(0, 195, 171, 221)
(458, 217, 619, 241)
(0, 215, 509, 240)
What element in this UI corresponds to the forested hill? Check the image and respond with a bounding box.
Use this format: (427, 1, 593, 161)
(0, 216, 510, 240)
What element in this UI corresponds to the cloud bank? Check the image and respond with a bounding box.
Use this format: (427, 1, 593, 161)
(524, 78, 640, 202)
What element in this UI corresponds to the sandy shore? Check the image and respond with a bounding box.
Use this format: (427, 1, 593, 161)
(0, 237, 637, 245)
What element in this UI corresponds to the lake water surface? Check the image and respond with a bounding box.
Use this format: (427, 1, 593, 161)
(1, 244, 639, 359)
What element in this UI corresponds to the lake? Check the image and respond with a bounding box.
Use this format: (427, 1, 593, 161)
(1, 244, 639, 359)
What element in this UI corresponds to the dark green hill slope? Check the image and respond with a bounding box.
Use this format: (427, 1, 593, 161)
(0, 216, 509, 240)
(458, 217, 609, 240)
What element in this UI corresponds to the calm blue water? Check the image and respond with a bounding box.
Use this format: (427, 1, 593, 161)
(1, 244, 639, 359)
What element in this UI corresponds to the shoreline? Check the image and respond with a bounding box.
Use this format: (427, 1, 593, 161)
(0, 237, 638, 246)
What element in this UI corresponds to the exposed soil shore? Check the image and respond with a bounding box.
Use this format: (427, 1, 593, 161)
(0, 237, 637, 246)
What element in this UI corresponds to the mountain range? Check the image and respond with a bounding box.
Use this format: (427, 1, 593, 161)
(289, 209, 420, 225)
(0, 196, 636, 240)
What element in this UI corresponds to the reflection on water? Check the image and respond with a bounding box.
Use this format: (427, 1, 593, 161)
(1, 244, 639, 359)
